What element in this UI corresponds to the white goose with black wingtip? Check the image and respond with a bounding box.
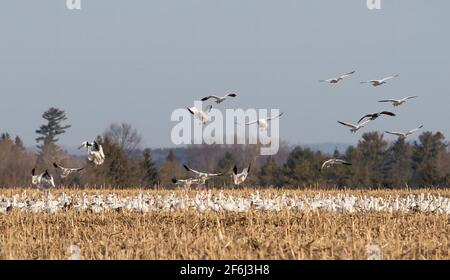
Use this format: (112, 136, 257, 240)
(385, 125, 424, 139)
(232, 164, 251, 185)
(357, 111, 396, 124)
(31, 168, 55, 192)
(337, 119, 372, 133)
(360, 75, 399, 87)
(201, 93, 237, 104)
(53, 163, 84, 178)
(79, 141, 105, 166)
(378, 96, 418, 107)
(321, 159, 352, 171)
(184, 164, 228, 184)
(172, 177, 202, 190)
(187, 105, 213, 124)
(319, 71, 355, 84)
(240, 112, 284, 130)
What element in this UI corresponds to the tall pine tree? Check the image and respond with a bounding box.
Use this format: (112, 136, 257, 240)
(141, 148, 159, 187)
(382, 138, 412, 188)
(259, 156, 280, 187)
(35, 107, 71, 167)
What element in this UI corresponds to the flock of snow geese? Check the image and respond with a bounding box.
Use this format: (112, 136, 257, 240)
(320, 71, 423, 170)
(30, 140, 105, 194)
(27, 71, 424, 194)
(176, 94, 264, 189)
(1, 191, 449, 214)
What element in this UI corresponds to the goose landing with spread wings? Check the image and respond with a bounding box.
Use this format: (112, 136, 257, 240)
(79, 141, 105, 166)
(184, 164, 228, 184)
(53, 163, 84, 178)
(31, 168, 55, 192)
(232, 164, 251, 185)
(321, 159, 351, 170)
(187, 105, 213, 124)
(172, 177, 202, 190)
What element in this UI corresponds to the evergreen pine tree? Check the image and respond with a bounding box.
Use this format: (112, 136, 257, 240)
(259, 156, 280, 187)
(412, 132, 448, 187)
(141, 148, 159, 187)
(35, 107, 71, 167)
(382, 138, 412, 188)
(14, 136, 25, 150)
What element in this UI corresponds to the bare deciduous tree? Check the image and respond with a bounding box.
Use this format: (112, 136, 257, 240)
(104, 123, 142, 155)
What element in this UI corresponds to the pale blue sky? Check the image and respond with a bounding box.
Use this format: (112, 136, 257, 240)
(0, 1, 449, 149)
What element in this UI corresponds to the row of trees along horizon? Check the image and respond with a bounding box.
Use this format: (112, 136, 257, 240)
(1, 107, 450, 189)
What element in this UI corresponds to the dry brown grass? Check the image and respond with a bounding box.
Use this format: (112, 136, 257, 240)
(0, 188, 449, 260)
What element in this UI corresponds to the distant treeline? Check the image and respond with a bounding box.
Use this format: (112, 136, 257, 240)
(1, 130, 450, 189)
(1, 107, 449, 189)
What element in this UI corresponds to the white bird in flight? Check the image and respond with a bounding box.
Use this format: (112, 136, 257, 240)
(31, 169, 55, 193)
(187, 105, 213, 124)
(378, 96, 418, 107)
(357, 111, 396, 124)
(172, 177, 202, 190)
(53, 163, 84, 179)
(361, 75, 399, 86)
(319, 71, 355, 84)
(385, 125, 424, 139)
(79, 141, 105, 166)
(321, 159, 352, 170)
(239, 113, 284, 130)
(183, 164, 228, 184)
(337, 119, 372, 133)
(232, 164, 251, 185)
(201, 93, 237, 104)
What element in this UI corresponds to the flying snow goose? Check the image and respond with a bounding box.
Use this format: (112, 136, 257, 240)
(79, 141, 105, 165)
(53, 163, 84, 178)
(378, 96, 418, 107)
(360, 75, 399, 86)
(240, 112, 284, 130)
(172, 177, 202, 190)
(321, 159, 351, 170)
(357, 111, 396, 124)
(183, 164, 228, 184)
(319, 71, 355, 84)
(31, 168, 55, 192)
(201, 93, 237, 104)
(337, 119, 372, 133)
(187, 105, 213, 124)
(232, 164, 251, 185)
(385, 125, 424, 139)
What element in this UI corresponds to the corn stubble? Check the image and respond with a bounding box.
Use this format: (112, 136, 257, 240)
(0, 188, 448, 260)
